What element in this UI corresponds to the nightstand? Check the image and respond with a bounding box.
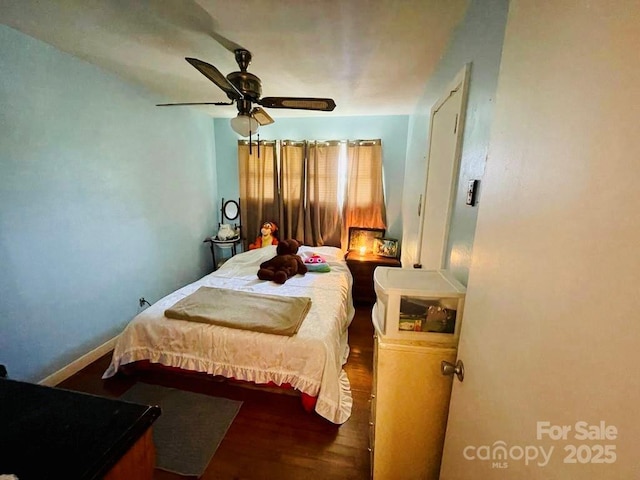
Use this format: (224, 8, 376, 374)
(203, 237, 241, 270)
(345, 251, 401, 304)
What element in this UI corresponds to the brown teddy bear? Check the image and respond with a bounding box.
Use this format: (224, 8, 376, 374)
(257, 239, 308, 284)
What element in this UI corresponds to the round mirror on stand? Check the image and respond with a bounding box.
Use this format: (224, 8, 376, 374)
(222, 199, 239, 221)
(206, 198, 242, 270)
(218, 198, 241, 241)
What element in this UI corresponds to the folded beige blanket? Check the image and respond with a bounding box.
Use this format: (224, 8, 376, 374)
(164, 286, 312, 336)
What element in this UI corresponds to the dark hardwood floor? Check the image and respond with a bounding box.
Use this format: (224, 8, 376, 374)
(58, 304, 375, 480)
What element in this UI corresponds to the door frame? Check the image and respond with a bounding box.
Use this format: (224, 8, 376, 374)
(415, 64, 471, 269)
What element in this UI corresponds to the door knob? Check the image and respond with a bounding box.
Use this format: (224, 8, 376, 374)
(441, 359, 464, 382)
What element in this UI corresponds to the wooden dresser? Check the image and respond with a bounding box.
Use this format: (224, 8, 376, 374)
(370, 334, 456, 479)
(369, 268, 466, 479)
(345, 251, 401, 303)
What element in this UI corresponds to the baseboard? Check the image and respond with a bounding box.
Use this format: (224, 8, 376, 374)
(39, 336, 118, 387)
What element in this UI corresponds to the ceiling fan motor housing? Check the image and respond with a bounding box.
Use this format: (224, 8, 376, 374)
(226, 71, 261, 102)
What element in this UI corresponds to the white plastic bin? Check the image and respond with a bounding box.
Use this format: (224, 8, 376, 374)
(373, 268, 466, 345)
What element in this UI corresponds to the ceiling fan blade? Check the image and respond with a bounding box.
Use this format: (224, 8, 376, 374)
(259, 97, 336, 111)
(156, 101, 234, 106)
(251, 107, 274, 126)
(185, 57, 243, 100)
(209, 31, 245, 54)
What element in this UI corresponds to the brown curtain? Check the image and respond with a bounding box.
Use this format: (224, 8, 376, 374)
(238, 138, 385, 250)
(304, 141, 343, 247)
(342, 140, 386, 248)
(279, 141, 306, 241)
(238, 141, 279, 249)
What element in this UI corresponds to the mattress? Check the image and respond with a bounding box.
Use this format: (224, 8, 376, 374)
(103, 245, 355, 424)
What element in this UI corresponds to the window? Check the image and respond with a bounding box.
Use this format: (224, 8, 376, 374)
(238, 139, 385, 250)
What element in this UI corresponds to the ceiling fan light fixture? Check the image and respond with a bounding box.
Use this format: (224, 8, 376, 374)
(230, 114, 259, 137)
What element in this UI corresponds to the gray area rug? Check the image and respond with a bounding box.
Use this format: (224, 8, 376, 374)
(120, 382, 242, 477)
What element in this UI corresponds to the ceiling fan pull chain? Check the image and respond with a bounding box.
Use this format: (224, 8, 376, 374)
(257, 133, 261, 158)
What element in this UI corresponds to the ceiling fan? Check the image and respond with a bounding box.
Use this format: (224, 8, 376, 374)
(157, 48, 336, 137)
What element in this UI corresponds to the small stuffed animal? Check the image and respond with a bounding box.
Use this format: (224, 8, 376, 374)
(304, 254, 331, 272)
(257, 239, 308, 284)
(249, 221, 279, 250)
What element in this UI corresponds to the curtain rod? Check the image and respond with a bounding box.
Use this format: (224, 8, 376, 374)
(238, 140, 276, 146)
(238, 139, 382, 146)
(307, 140, 345, 146)
(348, 139, 381, 146)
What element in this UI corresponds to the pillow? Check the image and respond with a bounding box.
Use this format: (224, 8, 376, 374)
(304, 254, 331, 272)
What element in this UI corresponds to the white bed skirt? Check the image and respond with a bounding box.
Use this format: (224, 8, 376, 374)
(103, 245, 355, 424)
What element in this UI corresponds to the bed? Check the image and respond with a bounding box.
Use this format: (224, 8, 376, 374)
(103, 245, 355, 424)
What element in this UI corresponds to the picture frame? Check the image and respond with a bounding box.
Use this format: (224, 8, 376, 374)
(373, 237, 399, 258)
(348, 227, 385, 254)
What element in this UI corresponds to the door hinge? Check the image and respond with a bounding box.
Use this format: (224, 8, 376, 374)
(453, 113, 459, 134)
(418, 194, 423, 216)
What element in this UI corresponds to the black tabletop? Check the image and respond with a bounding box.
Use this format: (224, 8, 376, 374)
(0, 379, 161, 480)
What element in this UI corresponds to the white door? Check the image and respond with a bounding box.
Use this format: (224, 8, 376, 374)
(417, 66, 469, 270)
(440, 2, 640, 479)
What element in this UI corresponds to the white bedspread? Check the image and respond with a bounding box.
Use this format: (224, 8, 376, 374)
(103, 245, 355, 424)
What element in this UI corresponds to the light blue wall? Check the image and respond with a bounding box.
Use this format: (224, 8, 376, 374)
(214, 115, 409, 241)
(0, 26, 218, 382)
(401, 0, 509, 285)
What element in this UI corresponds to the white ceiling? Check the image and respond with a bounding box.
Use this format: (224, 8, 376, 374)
(2, 0, 469, 118)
